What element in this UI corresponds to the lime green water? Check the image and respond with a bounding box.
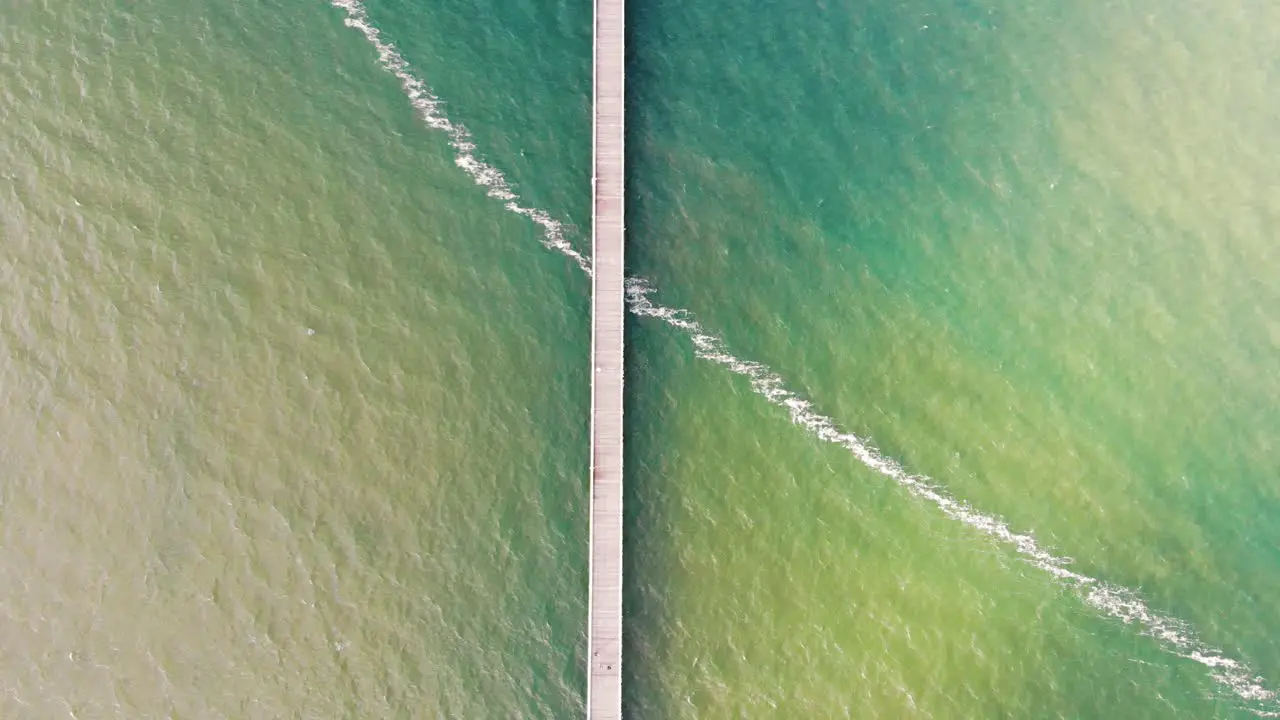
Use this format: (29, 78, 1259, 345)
(4, 0, 1280, 716)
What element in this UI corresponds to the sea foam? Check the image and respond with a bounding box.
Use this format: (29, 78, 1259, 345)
(330, 0, 592, 276)
(330, 1, 1280, 712)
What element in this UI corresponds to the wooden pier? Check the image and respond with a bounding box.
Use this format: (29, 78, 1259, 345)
(586, 0, 624, 711)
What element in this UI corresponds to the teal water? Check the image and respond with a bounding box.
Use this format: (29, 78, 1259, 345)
(4, 0, 1280, 717)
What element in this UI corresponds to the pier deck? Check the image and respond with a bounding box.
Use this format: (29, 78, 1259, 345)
(586, 0, 624, 712)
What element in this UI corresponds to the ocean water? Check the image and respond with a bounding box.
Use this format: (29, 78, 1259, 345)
(4, 0, 1280, 717)
(1, 0, 589, 715)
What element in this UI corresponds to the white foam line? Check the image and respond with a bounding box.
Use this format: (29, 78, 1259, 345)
(330, 0, 592, 276)
(623, 277, 1279, 712)
(332, 2, 1279, 713)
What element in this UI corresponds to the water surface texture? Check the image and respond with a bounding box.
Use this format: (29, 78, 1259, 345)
(3, 0, 1280, 717)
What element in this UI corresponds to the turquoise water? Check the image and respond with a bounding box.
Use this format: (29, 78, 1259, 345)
(4, 0, 1280, 716)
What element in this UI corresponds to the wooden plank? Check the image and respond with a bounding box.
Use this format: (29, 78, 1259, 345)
(587, 0, 624, 712)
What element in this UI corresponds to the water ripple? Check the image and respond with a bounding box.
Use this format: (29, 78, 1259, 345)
(330, 0, 1279, 713)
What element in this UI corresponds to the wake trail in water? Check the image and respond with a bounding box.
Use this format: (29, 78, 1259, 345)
(624, 277, 1279, 712)
(330, 1, 1279, 713)
(330, 0, 591, 275)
